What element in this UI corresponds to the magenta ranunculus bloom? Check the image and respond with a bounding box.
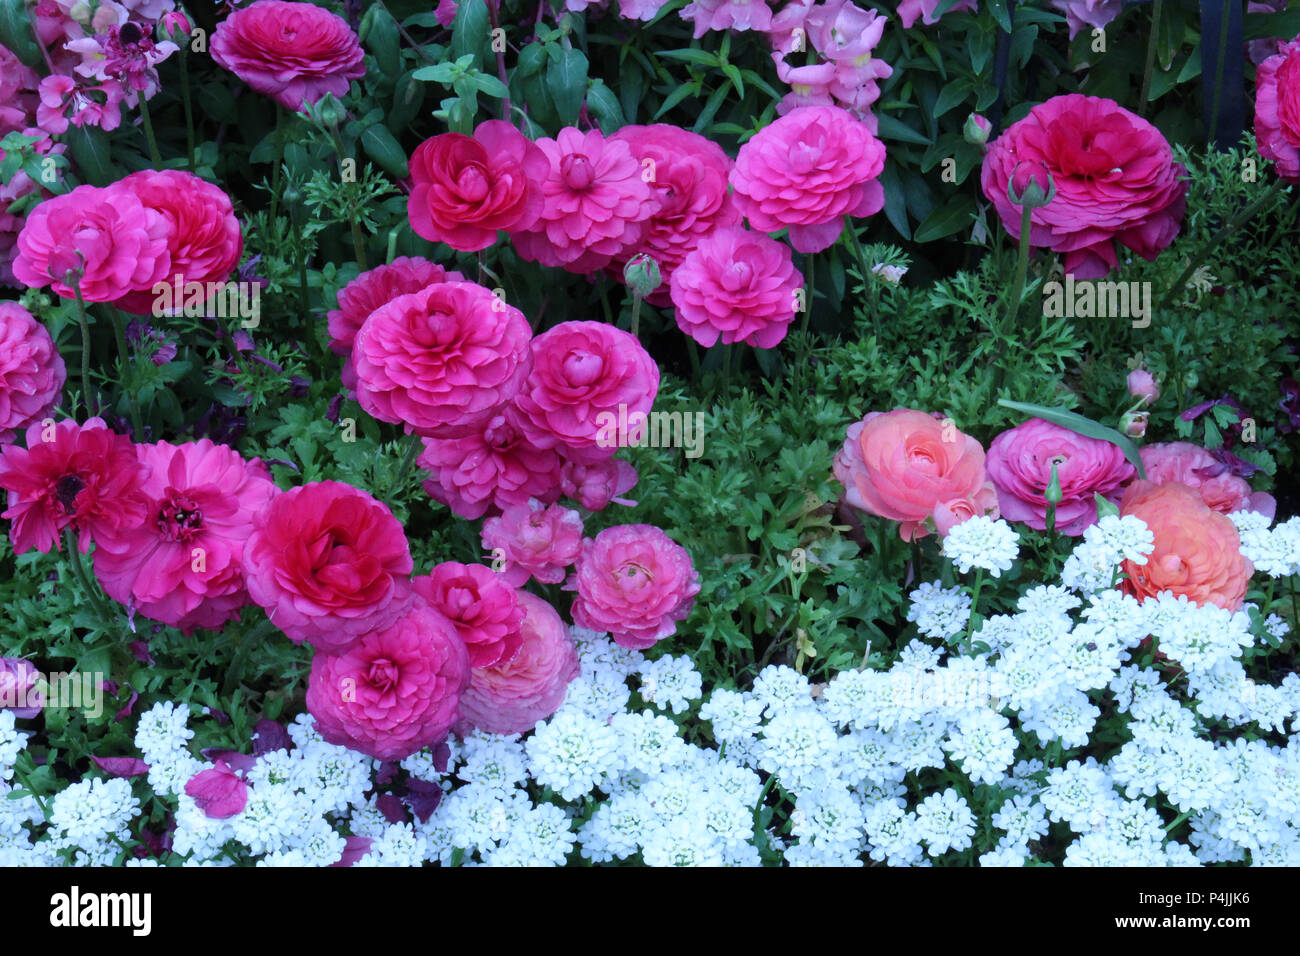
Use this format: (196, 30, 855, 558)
(210, 0, 366, 110)
(417, 404, 563, 520)
(243, 480, 415, 652)
(510, 127, 658, 274)
(408, 120, 549, 252)
(305, 599, 471, 762)
(0, 417, 147, 555)
(92, 439, 277, 634)
(481, 498, 584, 587)
(326, 257, 462, 393)
(455, 591, 579, 736)
(353, 280, 533, 439)
(980, 94, 1188, 278)
(669, 225, 803, 349)
(608, 123, 741, 302)
(1140, 442, 1276, 518)
(560, 456, 638, 511)
(514, 320, 660, 463)
(0, 302, 65, 444)
(568, 524, 701, 650)
(184, 759, 249, 819)
(1254, 37, 1300, 183)
(730, 105, 887, 253)
(111, 169, 244, 316)
(13, 183, 170, 302)
(413, 561, 525, 669)
(0, 658, 42, 718)
(985, 418, 1135, 536)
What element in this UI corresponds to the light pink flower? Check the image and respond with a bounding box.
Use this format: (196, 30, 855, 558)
(896, 0, 977, 28)
(36, 75, 125, 135)
(1140, 442, 1276, 518)
(1049, 0, 1122, 39)
(454, 591, 579, 736)
(679, 0, 774, 38)
(730, 105, 887, 252)
(481, 499, 584, 587)
(669, 225, 803, 348)
(413, 562, 525, 669)
(1127, 369, 1159, 405)
(0, 302, 65, 445)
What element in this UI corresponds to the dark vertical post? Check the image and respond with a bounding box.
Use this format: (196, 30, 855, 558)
(1201, 0, 1245, 149)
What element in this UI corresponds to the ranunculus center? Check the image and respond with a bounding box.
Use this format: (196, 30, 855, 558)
(721, 261, 754, 292)
(54, 474, 85, 514)
(790, 141, 822, 175)
(456, 164, 490, 202)
(561, 154, 596, 190)
(905, 441, 943, 476)
(617, 562, 652, 588)
(365, 658, 400, 693)
(157, 493, 203, 541)
(561, 348, 604, 386)
(484, 417, 519, 450)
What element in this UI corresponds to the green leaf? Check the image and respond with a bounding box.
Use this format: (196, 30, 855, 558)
(655, 48, 719, 68)
(879, 162, 911, 240)
(997, 400, 1147, 479)
(475, 73, 509, 98)
(652, 80, 700, 121)
(63, 125, 115, 186)
(0, 0, 41, 66)
(450, 0, 489, 64)
(913, 195, 975, 243)
(1094, 492, 1120, 520)
(585, 80, 625, 133)
(875, 113, 932, 146)
(932, 77, 974, 120)
(986, 0, 1013, 34)
(516, 41, 548, 77)
(363, 6, 402, 80)
(360, 124, 410, 179)
(547, 48, 589, 126)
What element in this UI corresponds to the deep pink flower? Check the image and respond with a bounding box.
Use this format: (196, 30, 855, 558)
(669, 225, 803, 348)
(352, 280, 532, 439)
(184, 759, 248, 819)
(455, 591, 579, 736)
(65, 23, 178, 105)
(1140, 442, 1276, 518)
(326, 257, 461, 392)
(13, 183, 170, 302)
(305, 599, 471, 761)
(242, 480, 415, 651)
(0, 417, 147, 554)
(607, 124, 741, 302)
(514, 321, 660, 463)
(1254, 38, 1300, 183)
(408, 120, 549, 252)
(412, 562, 525, 669)
(417, 404, 563, 520)
(985, 418, 1136, 536)
(211, 0, 366, 110)
(112, 169, 244, 316)
(510, 127, 658, 274)
(92, 439, 277, 634)
(0, 44, 39, 135)
(481, 499, 585, 587)
(679, 0, 773, 38)
(0, 302, 65, 445)
(559, 456, 638, 511)
(36, 75, 125, 135)
(730, 105, 887, 253)
(567, 524, 701, 650)
(981, 94, 1188, 278)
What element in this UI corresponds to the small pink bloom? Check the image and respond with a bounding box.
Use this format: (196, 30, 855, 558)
(559, 456, 638, 511)
(481, 499, 584, 587)
(0, 302, 65, 445)
(679, 0, 773, 38)
(897, 0, 977, 27)
(0, 658, 42, 718)
(567, 524, 701, 650)
(413, 562, 525, 669)
(184, 759, 248, 819)
(1140, 442, 1276, 518)
(1127, 368, 1159, 405)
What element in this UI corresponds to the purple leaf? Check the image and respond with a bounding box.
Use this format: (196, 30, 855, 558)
(375, 793, 407, 824)
(114, 687, 139, 723)
(184, 760, 249, 819)
(91, 756, 150, 778)
(330, 836, 373, 867)
(199, 749, 257, 774)
(402, 778, 444, 824)
(128, 641, 155, 665)
(252, 719, 292, 756)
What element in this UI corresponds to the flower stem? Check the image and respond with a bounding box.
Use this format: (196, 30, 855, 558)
(137, 94, 163, 168)
(1137, 0, 1164, 118)
(110, 310, 145, 441)
(178, 47, 196, 171)
(268, 106, 285, 226)
(1007, 204, 1033, 329)
(686, 338, 701, 379)
(964, 567, 986, 646)
(61, 528, 113, 624)
(72, 280, 94, 416)
(630, 293, 643, 339)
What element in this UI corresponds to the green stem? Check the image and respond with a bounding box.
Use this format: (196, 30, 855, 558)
(630, 294, 643, 339)
(268, 106, 285, 226)
(800, 250, 814, 338)
(686, 338, 701, 380)
(1007, 204, 1033, 329)
(389, 433, 422, 505)
(110, 310, 145, 441)
(1163, 809, 1191, 833)
(178, 47, 196, 171)
(964, 567, 986, 646)
(72, 280, 93, 416)
(62, 528, 113, 623)
(137, 94, 163, 167)
(1137, 0, 1164, 118)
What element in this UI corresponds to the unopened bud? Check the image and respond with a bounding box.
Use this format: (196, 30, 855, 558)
(160, 11, 192, 41)
(1007, 161, 1056, 208)
(1120, 411, 1149, 438)
(1126, 368, 1159, 406)
(623, 253, 661, 299)
(963, 113, 992, 146)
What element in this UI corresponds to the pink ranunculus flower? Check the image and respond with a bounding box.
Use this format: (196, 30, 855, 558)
(407, 120, 549, 252)
(326, 257, 462, 393)
(184, 759, 248, 819)
(1127, 368, 1159, 405)
(92, 439, 277, 634)
(1049, 0, 1122, 39)
(13, 183, 170, 302)
(352, 280, 533, 439)
(730, 105, 887, 253)
(509, 127, 658, 274)
(0, 658, 42, 718)
(985, 418, 1135, 536)
(568, 524, 700, 650)
(981, 94, 1188, 278)
(111, 169, 244, 316)
(514, 320, 660, 463)
(242, 480, 416, 652)
(210, 0, 366, 110)
(0, 302, 65, 445)
(679, 0, 773, 38)
(305, 599, 471, 762)
(833, 408, 998, 541)
(896, 0, 976, 27)
(0, 417, 147, 554)
(1254, 38, 1300, 183)
(1140, 442, 1276, 519)
(413, 562, 525, 669)
(608, 124, 741, 303)
(481, 499, 584, 587)
(417, 404, 563, 520)
(560, 455, 638, 511)
(669, 225, 803, 349)
(454, 591, 579, 736)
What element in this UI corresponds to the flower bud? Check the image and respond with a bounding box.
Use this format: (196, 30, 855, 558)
(622, 253, 661, 299)
(1044, 460, 1064, 508)
(1126, 368, 1159, 406)
(160, 11, 192, 41)
(1121, 411, 1149, 439)
(963, 113, 992, 146)
(1007, 161, 1056, 208)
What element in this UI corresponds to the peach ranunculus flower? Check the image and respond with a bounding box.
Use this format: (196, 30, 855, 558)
(832, 409, 998, 541)
(1119, 480, 1252, 611)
